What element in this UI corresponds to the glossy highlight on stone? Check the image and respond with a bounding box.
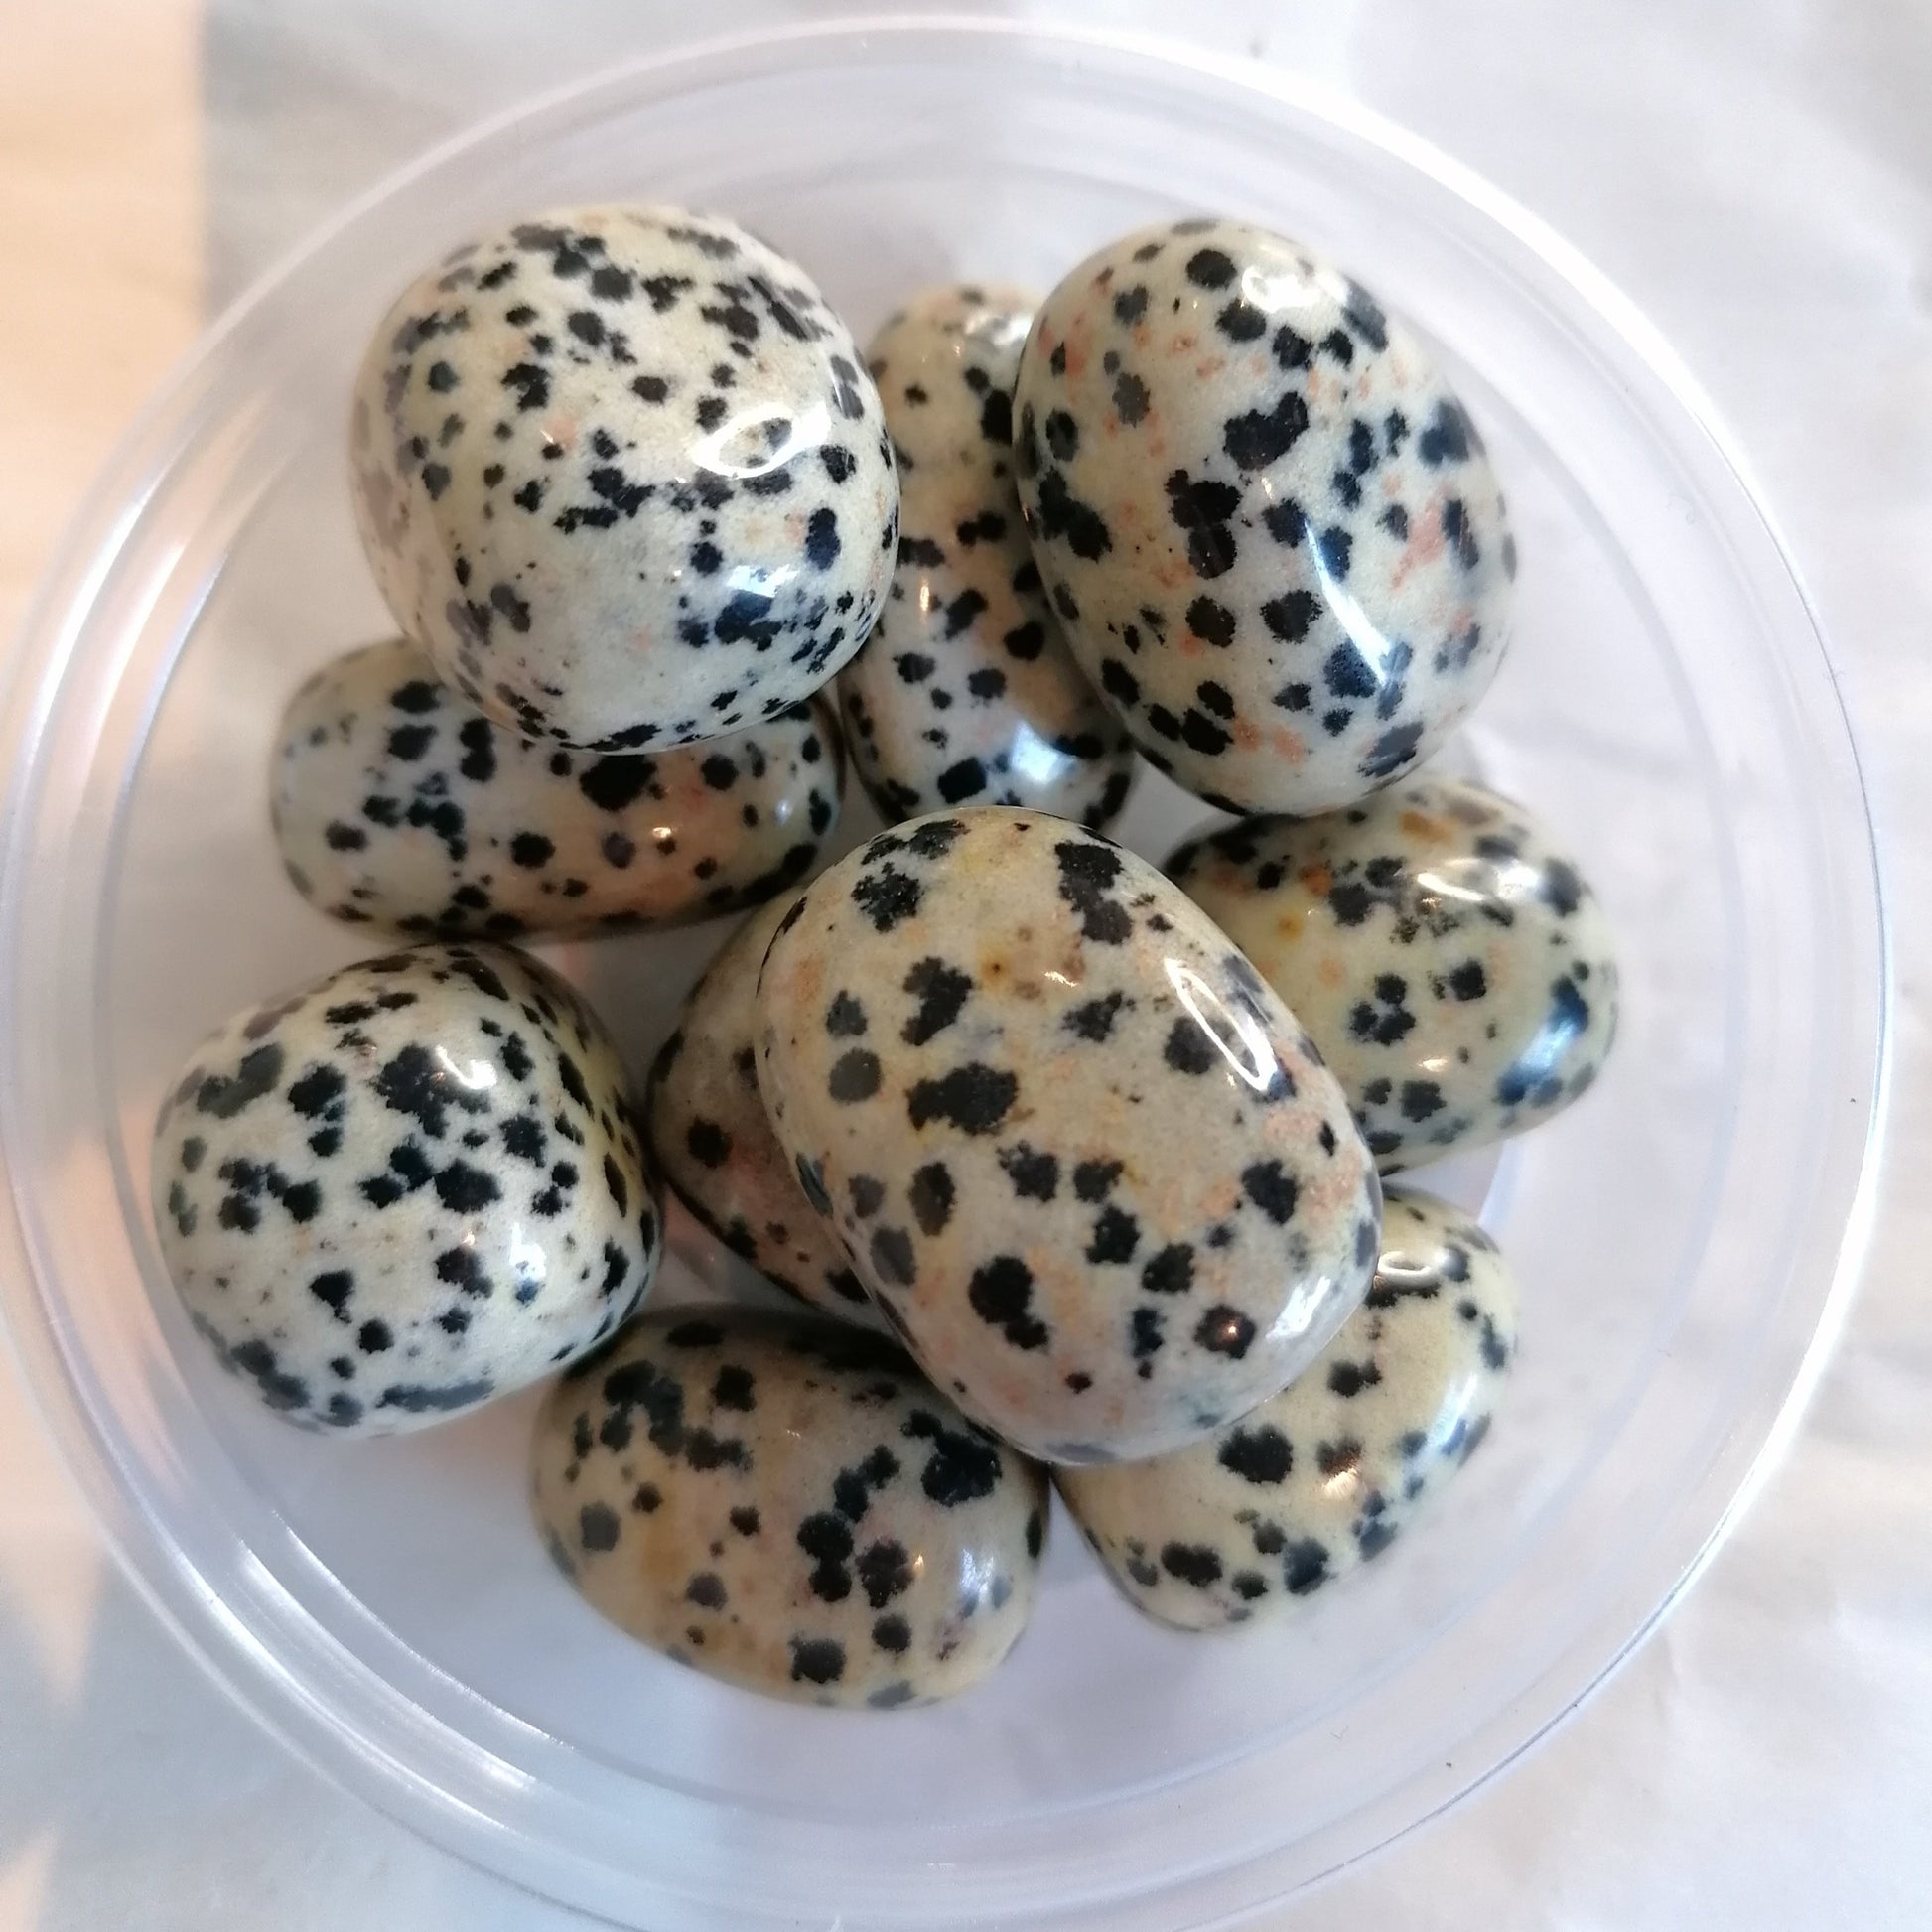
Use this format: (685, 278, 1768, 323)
(1013, 216, 1514, 814)
(1058, 1188, 1514, 1629)
(648, 892, 891, 1331)
(1166, 775, 1618, 1170)
(755, 806, 1382, 1463)
(838, 284, 1135, 830)
(531, 1307, 1047, 1708)
(349, 205, 897, 751)
(273, 639, 846, 938)
(150, 942, 662, 1434)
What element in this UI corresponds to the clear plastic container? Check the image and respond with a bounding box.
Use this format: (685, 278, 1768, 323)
(0, 20, 1888, 1930)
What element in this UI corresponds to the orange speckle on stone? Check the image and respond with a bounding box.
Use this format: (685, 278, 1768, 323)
(1232, 718, 1262, 750)
(1268, 727, 1309, 763)
(1390, 497, 1447, 593)
(1397, 809, 1452, 846)
(1300, 862, 1334, 897)
(542, 414, 578, 453)
(1195, 356, 1226, 380)
(1316, 954, 1346, 988)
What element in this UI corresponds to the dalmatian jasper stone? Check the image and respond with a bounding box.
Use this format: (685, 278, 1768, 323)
(1012, 216, 1515, 816)
(272, 638, 845, 939)
(150, 942, 662, 1435)
(755, 807, 1383, 1464)
(1166, 775, 1618, 1171)
(837, 285, 1135, 830)
(647, 892, 891, 1332)
(531, 1307, 1047, 1708)
(349, 205, 898, 751)
(1058, 1187, 1514, 1630)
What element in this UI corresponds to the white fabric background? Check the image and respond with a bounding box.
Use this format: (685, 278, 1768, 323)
(3, 1, 1930, 1924)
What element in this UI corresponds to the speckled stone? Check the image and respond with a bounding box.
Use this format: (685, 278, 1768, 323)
(755, 807, 1382, 1464)
(647, 892, 890, 1331)
(272, 639, 846, 938)
(1166, 776, 1618, 1171)
(837, 285, 1135, 830)
(349, 206, 897, 751)
(1058, 1187, 1514, 1629)
(150, 942, 661, 1434)
(531, 1307, 1048, 1708)
(1012, 216, 1514, 815)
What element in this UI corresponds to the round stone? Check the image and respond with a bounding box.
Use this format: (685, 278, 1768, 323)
(838, 284, 1135, 829)
(150, 941, 661, 1434)
(273, 638, 845, 938)
(1058, 1187, 1515, 1629)
(349, 205, 897, 751)
(1012, 215, 1514, 814)
(531, 1307, 1047, 1708)
(1166, 775, 1618, 1170)
(755, 806, 1382, 1464)
(647, 891, 891, 1331)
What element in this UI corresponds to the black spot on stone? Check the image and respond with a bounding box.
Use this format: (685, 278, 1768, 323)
(1195, 1306, 1257, 1357)
(789, 1637, 846, 1685)
(852, 865, 922, 933)
(936, 758, 987, 803)
(1224, 391, 1310, 471)
(869, 1226, 916, 1288)
(908, 1163, 955, 1235)
(1261, 589, 1320, 642)
(804, 506, 841, 569)
(907, 1063, 1016, 1136)
(434, 1159, 499, 1213)
(1141, 1243, 1194, 1295)
(1220, 1424, 1292, 1484)
(825, 992, 868, 1036)
(968, 1255, 1048, 1350)
(1086, 1205, 1140, 1265)
(903, 1407, 1002, 1504)
(998, 1143, 1058, 1201)
(901, 957, 972, 1046)
(1217, 298, 1268, 342)
(828, 1049, 882, 1104)
(1161, 1542, 1223, 1586)
(1186, 597, 1237, 647)
(196, 1044, 285, 1120)
(1185, 247, 1237, 289)
(1400, 1079, 1444, 1121)
(1053, 839, 1132, 945)
(1164, 1022, 1217, 1076)
(1063, 990, 1127, 1042)
(1242, 1160, 1299, 1224)
(857, 1539, 914, 1608)
(1418, 398, 1471, 466)
(1072, 1158, 1122, 1203)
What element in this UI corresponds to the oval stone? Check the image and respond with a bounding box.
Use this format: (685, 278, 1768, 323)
(531, 1308, 1047, 1708)
(838, 284, 1135, 829)
(272, 638, 845, 938)
(1012, 216, 1514, 814)
(150, 941, 661, 1434)
(647, 891, 891, 1330)
(349, 205, 897, 750)
(1058, 1188, 1515, 1629)
(756, 807, 1382, 1463)
(1167, 775, 1619, 1170)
